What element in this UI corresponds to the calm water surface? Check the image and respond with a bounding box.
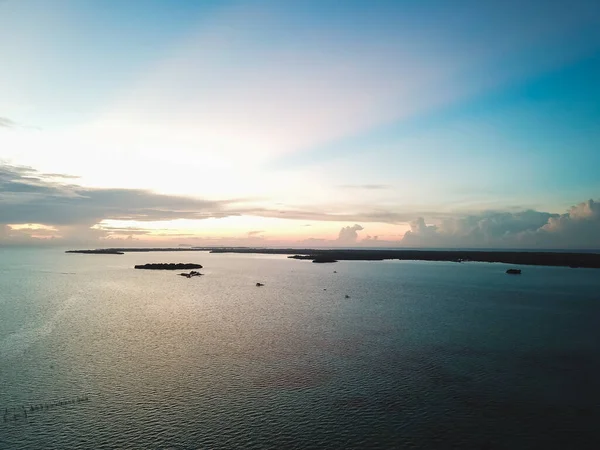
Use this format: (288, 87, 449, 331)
(1, 248, 599, 449)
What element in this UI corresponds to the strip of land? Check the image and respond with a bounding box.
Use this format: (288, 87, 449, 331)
(65, 249, 124, 255)
(134, 263, 203, 270)
(66, 247, 600, 268)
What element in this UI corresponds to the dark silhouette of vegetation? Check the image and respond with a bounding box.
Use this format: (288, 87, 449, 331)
(66, 249, 124, 254)
(312, 256, 338, 263)
(134, 263, 203, 270)
(179, 270, 203, 278)
(67, 247, 600, 268)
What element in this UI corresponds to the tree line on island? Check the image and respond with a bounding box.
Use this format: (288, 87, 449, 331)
(65, 248, 600, 268)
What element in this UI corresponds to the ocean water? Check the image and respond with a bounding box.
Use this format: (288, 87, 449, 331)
(1, 248, 599, 449)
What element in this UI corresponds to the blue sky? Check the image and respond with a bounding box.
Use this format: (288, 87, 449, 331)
(1, 0, 599, 247)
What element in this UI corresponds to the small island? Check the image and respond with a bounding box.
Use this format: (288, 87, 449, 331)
(66, 249, 124, 255)
(312, 256, 338, 263)
(67, 247, 600, 269)
(179, 271, 203, 278)
(289, 255, 338, 263)
(134, 263, 203, 270)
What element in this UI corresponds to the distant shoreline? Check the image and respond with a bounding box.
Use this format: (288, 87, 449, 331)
(65, 247, 600, 268)
(65, 249, 124, 255)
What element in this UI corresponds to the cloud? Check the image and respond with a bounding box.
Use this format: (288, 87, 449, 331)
(338, 184, 391, 190)
(400, 201, 600, 249)
(0, 162, 428, 247)
(0, 117, 16, 128)
(245, 206, 428, 224)
(532, 199, 600, 248)
(337, 224, 364, 243)
(41, 173, 80, 179)
(0, 163, 234, 227)
(290, 201, 600, 249)
(2, 162, 599, 249)
(0, 163, 244, 244)
(402, 210, 555, 247)
(0, 222, 62, 244)
(0, 116, 39, 131)
(406, 217, 438, 238)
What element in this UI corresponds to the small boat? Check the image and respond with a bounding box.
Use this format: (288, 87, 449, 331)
(506, 269, 521, 275)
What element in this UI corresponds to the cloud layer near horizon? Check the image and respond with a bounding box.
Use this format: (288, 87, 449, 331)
(1, 162, 599, 249)
(402, 201, 600, 249)
(0, 163, 232, 225)
(0, 163, 238, 243)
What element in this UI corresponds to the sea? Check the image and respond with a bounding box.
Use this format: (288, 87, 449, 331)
(1, 248, 599, 449)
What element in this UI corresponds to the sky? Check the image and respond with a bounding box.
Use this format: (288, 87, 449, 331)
(1, 0, 599, 249)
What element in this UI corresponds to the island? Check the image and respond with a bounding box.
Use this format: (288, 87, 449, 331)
(312, 256, 338, 263)
(66, 247, 600, 269)
(67, 247, 210, 253)
(289, 254, 314, 260)
(134, 263, 203, 270)
(216, 248, 600, 268)
(66, 249, 124, 255)
(179, 271, 203, 278)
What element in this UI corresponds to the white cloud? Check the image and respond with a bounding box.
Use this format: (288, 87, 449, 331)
(401, 201, 600, 249)
(532, 199, 600, 248)
(337, 224, 364, 244)
(2, 162, 599, 249)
